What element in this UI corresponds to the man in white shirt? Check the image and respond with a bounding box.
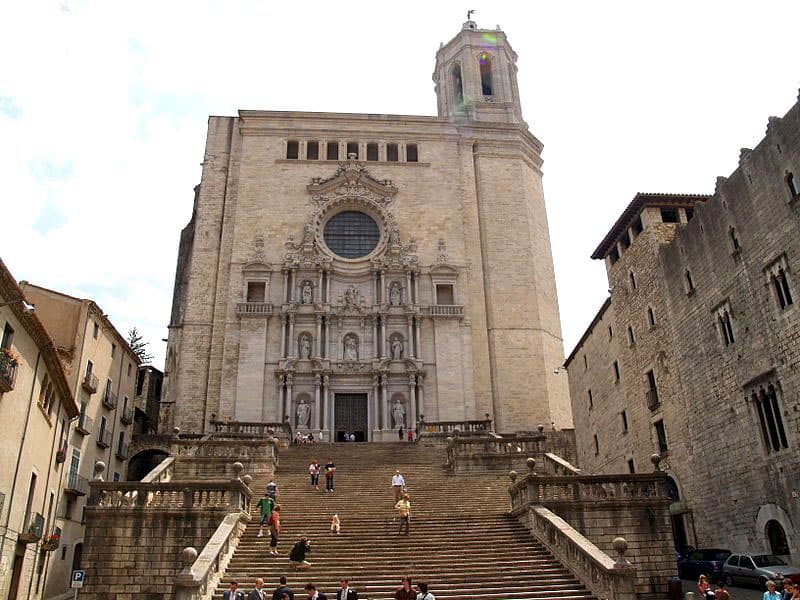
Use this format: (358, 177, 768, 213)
(391, 470, 406, 500)
(249, 578, 266, 600)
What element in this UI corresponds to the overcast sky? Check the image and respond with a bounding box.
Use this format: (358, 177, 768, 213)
(1, 1, 798, 368)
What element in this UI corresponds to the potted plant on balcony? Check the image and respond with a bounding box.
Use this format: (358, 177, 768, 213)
(0, 347, 19, 391)
(55, 441, 68, 464)
(41, 533, 61, 551)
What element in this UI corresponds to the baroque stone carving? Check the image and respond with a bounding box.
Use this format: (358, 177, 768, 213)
(389, 282, 402, 306)
(299, 334, 312, 360)
(296, 398, 311, 428)
(392, 399, 406, 429)
(308, 155, 398, 208)
(343, 334, 359, 361)
(301, 281, 313, 304)
(391, 335, 404, 360)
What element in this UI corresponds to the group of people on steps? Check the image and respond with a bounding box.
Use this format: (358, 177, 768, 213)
(223, 577, 435, 600)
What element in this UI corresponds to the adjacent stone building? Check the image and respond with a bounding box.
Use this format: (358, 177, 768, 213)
(164, 20, 571, 440)
(566, 94, 800, 559)
(18, 283, 139, 599)
(0, 259, 78, 600)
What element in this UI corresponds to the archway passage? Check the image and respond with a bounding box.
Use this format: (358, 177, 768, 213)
(666, 476, 689, 549)
(126, 449, 169, 481)
(334, 393, 368, 442)
(766, 520, 790, 555)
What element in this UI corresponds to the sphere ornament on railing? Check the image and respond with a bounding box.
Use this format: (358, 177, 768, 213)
(180, 546, 198, 567)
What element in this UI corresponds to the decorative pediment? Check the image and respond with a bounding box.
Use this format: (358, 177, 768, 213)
(308, 155, 398, 208)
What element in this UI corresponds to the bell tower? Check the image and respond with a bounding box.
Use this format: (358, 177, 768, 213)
(433, 19, 524, 124)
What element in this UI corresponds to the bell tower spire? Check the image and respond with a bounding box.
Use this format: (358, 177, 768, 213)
(433, 19, 524, 125)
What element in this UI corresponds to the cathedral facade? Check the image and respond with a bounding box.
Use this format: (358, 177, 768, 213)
(163, 21, 571, 440)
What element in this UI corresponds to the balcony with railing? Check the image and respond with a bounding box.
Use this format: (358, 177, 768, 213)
(116, 443, 129, 460)
(236, 302, 273, 317)
(76, 413, 93, 435)
(422, 304, 464, 318)
(18, 512, 44, 544)
(121, 406, 134, 425)
(646, 388, 660, 411)
(102, 389, 118, 409)
(82, 372, 99, 394)
(65, 471, 89, 496)
(96, 428, 112, 448)
(0, 349, 18, 393)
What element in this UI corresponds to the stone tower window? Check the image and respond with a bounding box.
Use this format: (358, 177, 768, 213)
(684, 270, 695, 294)
(346, 142, 359, 159)
(435, 284, 454, 305)
(766, 257, 794, 310)
(647, 307, 656, 330)
(326, 141, 339, 160)
(729, 226, 741, 253)
(452, 64, 464, 107)
(386, 143, 399, 162)
(587, 389, 593, 410)
(627, 458, 636, 473)
(479, 52, 493, 96)
(629, 271, 637, 290)
(286, 141, 299, 160)
(631, 215, 643, 237)
(620, 230, 631, 249)
(787, 172, 799, 199)
(612, 360, 620, 383)
(621, 409, 629, 433)
(653, 419, 668, 453)
(307, 141, 319, 160)
(751, 384, 788, 453)
(627, 325, 635, 346)
(406, 144, 418, 163)
(366, 143, 378, 161)
(323, 211, 380, 259)
(660, 208, 679, 223)
(608, 246, 620, 264)
(715, 304, 735, 346)
(593, 434, 599, 456)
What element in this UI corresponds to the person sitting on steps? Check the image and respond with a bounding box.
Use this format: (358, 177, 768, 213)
(289, 536, 312, 570)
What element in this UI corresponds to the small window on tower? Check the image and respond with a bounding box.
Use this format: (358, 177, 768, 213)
(479, 52, 493, 96)
(286, 141, 299, 160)
(326, 141, 339, 160)
(631, 216, 643, 236)
(246, 282, 266, 303)
(386, 143, 399, 162)
(406, 144, 418, 163)
(307, 141, 319, 160)
(660, 208, 680, 223)
(786, 172, 799, 199)
(436, 284, 454, 305)
(346, 142, 359, 159)
(452, 64, 464, 107)
(366, 143, 378, 161)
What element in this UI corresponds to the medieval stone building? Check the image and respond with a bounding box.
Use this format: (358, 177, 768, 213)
(566, 94, 800, 559)
(162, 20, 571, 441)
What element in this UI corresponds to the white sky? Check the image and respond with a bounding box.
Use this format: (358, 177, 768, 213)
(1, 1, 798, 368)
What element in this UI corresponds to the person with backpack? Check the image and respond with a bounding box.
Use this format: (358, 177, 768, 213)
(267, 505, 281, 555)
(256, 493, 276, 538)
(272, 576, 294, 600)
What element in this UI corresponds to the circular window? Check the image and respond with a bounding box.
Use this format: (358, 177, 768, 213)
(323, 211, 380, 259)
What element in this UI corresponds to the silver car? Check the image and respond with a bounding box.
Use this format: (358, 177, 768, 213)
(722, 553, 800, 588)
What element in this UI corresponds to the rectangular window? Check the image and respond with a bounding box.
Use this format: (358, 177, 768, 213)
(629, 271, 637, 290)
(1, 322, 14, 349)
(127, 363, 131, 377)
(346, 141, 359, 159)
(326, 141, 339, 160)
(99, 415, 107, 435)
(684, 207, 694, 221)
(621, 410, 629, 433)
(620, 230, 631, 249)
(685, 270, 695, 293)
(627, 325, 635, 346)
(654, 419, 668, 453)
(587, 389, 593, 410)
(306, 141, 319, 160)
(752, 385, 789, 453)
(386, 143, 399, 162)
(627, 458, 636, 473)
(92, 322, 99, 339)
(772, 269, 794, 309)
(608, 326, 613, 340)
(583, 355, 587, 371)
(286, 140, 299, 159)
(593, 434, 599, 456)
(366, 143, 378, 161)
(136, 370, 145, 396)
(85, 360, 93, 376)
(246, 281, 266, 303)
(613, 360, 620, 383)
(647, 307, 656, 329)
(631, 216, 643, 236)
(609, 246, 620, 264)
(406, 144, 418, 162)
(113, 472, 120, 482)
(111, 343, 116, 358)
(661, 208, 679, 223)
(435, 284, 454, 305)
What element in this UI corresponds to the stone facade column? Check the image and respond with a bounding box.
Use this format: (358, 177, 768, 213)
(408, 374, 417, 429)
(318, 270, 323, 302)
(283, 270, 289, 303)
(372, 319, 378, 359)
(405, 271, 412, 303)
(371, 376, 379, 435)
(380, 271, 386, 304)
(285, 374, 293, 423)
(381, 375, 389, 429)
(415, 317, 422, 360)
(326, 376, 334, 439)
(407, 316, 415, 358)
(315, 315, 322, 358)
(414, 271, 420, 304)
(314, 375, 322, 431)
(288, 314, 296, 357)
(326, 270, 331, 303)
(417, 373, 425, 420)
(277, 375, 286, 422)
(381, 317, 387, 358)
(325, 318, 331, 359)
(280, 315, 287, 357)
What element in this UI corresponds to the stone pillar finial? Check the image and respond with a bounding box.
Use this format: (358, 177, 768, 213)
(650, 453, 662, 471)
(180, 546, 198, 567)
(93, 461, 106, 481)
(242, 474, 253, 487)
(526, 457, 537, 475)
(509, 470, 518, 483)
(537, 423, 544, 433)
(613, 537, 631, 567)
(172, 426, 181, 438)
(232, 462, 244, 479)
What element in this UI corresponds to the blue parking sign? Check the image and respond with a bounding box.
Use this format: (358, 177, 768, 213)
(71, 570, 85, 589)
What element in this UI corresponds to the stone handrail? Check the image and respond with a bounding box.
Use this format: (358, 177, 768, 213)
(421, 419, 492, 434)
(174, 512, 247, 600)
(88, 480, 252, 513)
(422, 304, 464, 318)
(140, 456, 175, 483)
(542, 452, 582, 476)
(209, 420, 288, 436)
(510, 472, 668, 511)
(526, 506, 636, 600)
(235, 302, 273, 317)
(174, 438, 279, 461)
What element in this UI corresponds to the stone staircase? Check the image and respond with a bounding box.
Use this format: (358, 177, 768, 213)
(216, 443, 595, 600)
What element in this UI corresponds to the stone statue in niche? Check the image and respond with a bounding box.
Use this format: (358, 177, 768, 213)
(343, 334, 359, 361)
(301, 282, 313, 305)
(296, 398, 311, 428)
(299, 334, 312, 359)
(391, 336, 404, 360)
(302, 223, 314, 244)
(389, 224, 401, 246)
(344, 285, 359, 307)
(389, 282, 402, 306)
(392, 399, 406, 429)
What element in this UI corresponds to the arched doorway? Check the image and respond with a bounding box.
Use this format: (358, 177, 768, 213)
(126, 449, 169, 481)
(666, 476, 689, 549)
(766, 520, 790, 556)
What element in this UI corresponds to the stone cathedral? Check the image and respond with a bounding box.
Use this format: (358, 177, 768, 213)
(163, 20, 572, 441)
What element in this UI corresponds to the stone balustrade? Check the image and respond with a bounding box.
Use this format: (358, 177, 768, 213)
(421, 304, 464, 318)
(88, 480, 252, 513)
(235, 302, 273, 316)
(542, 452, 582, 476)
(174, 513, 247, 600)
(422, 418, 492, 433)
(208, 419, 288, 436)
(524, 506, 636, 600)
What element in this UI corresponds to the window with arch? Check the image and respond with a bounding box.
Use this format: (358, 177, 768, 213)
(714, 302, 736, 346)
(787, 172, 799, 199)
(478, 52, 493, 96)
(751, 383, 788, 453)
(766, 255, 794, 310)
(766, 520, 790, 555)
(452, 64, 464, 107)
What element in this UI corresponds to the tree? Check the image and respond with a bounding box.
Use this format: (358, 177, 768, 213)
(127, 327, 153, 365)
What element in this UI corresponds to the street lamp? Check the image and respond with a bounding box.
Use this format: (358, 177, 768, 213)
(0, 298, 35, 313)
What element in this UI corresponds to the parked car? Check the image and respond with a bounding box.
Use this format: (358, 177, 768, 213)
(722, 553, 800, 588)
(678, 548, 731, 582)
